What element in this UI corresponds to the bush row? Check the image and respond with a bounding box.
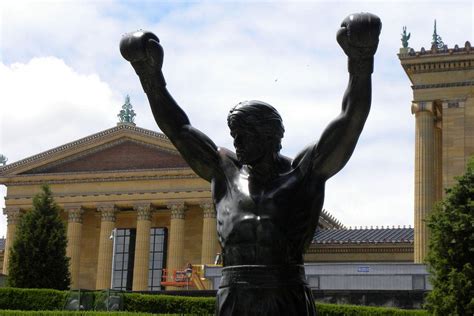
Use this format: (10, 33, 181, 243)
(317, 303, 428, 316)
(0, 288, 428, 315)
(124, 293, 214, 315)
(0, 312, 162, 316)
(0, 288, 66, 311)
(0, 288, 215, 314)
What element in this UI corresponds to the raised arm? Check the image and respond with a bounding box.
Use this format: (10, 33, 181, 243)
(120, 31, 220, 182)
(294, 13, 381, 181)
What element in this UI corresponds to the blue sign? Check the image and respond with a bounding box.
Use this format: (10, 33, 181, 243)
(357, 266, 370, 273)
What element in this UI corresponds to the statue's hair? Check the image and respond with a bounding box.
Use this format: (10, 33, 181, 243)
(227, 100, 285, 152)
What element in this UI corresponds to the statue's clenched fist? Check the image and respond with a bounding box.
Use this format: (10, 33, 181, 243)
(120, 30, 165, 87)
(337, 13, 381, 73)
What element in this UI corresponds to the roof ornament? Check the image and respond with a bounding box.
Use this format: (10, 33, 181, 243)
(465, 41, 471, 51)
(118, 95, 136, 125)
(401, 26, 410, 48)
(0, 154, 7, 166)
(431, 19, 445, 49)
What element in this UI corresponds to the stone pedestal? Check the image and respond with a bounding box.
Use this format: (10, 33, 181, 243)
(2, 207, 22, 275)
(95, 205, 116, 289)
(66, 205, 84, 289)
(132, 204, 152, 291)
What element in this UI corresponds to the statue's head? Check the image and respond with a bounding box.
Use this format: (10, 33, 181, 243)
(227, 100, 284, 164)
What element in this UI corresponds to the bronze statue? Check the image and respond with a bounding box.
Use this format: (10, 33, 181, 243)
(120, 12, 381, 316)
(401, 26, 411, 48)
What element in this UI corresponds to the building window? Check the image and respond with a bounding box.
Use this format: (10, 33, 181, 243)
(112, 228, 136, 291)
(148, 227, 167, 291)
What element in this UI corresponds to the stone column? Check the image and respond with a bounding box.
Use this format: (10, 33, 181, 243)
(200, 202, 218, 265)
(200, 202, 218, 289)
(434, 121, 443, 202)
(412, 101, 435, 263)
(2, 207, 22, 275)
(95, 204, 117, 290)
(166, 202, 186, 290)
(65, 205, 84, 289)
(132, 203, 152, 291)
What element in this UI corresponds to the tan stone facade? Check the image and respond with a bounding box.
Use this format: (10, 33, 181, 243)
(0, 123, 213, 290)
(305, 243, 413, 263)
(399, 42, 474, 263)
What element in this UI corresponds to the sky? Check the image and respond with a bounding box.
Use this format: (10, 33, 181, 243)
(0, 0, 473, 238)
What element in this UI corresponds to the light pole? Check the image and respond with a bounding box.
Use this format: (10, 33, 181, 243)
(109, 228, 117, 289)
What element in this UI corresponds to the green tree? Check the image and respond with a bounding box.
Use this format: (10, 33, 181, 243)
(426, 158, 474, 315)
(7, 184, 70, 290)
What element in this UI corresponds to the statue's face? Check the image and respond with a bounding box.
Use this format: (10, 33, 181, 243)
(231, 127, 266, 165)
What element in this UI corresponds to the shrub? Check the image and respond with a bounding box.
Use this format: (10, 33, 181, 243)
(0, 288, 66, 311)
(123, 293, 214, 315)
(0, 287, 431, 315)
(316, 303, 428, 315)
(0, 312, 159, 316)
(8, 185, 70, 290)
(426, 158, 474, 315)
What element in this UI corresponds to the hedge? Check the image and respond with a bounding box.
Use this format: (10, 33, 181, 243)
(0, 288, 66, 311)
(123, 293, 214, 315)
(317, 303, 428, 316)
(0, 312, 159, 316)
(123, 294, 429, 315)
(0, 288, 428, 315)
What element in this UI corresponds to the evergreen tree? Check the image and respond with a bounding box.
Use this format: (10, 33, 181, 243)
(426, 158, 474, 315)
(7, 184, 70, 290)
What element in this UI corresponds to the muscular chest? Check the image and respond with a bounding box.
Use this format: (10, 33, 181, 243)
(215, 170, 302, 243)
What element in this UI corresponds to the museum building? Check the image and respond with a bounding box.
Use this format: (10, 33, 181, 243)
(0, 30, 472, 292)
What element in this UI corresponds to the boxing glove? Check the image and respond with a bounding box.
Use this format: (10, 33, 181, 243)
(337, 13, 382, 73)
(120, 30, 166, 89)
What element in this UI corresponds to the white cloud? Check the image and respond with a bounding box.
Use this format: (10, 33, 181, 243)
(0, 57, 120, 236)
(0, 57, 119, 160)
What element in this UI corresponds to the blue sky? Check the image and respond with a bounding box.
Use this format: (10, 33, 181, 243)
(0, 0, 473, 237)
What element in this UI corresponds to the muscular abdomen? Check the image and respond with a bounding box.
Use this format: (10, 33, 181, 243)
(218, 211, 291, 265)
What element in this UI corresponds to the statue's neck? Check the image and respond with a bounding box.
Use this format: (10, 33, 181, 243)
(247, 153, 282, 182)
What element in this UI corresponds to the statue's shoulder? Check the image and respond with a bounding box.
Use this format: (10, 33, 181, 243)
(217, 147, 238, 163)
(214, 148, 240, 190)
(216, 147, 240, 174)
(292, 143, 315, 169)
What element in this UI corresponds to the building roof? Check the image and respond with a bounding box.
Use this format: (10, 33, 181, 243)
(313, 227, 414, 244)
(319, 209, 344, 229)
(0, 123, 188, 177)
(399, 40, 472, 60)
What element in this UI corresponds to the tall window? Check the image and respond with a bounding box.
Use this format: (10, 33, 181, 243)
(112, 228, 136, 290)
(111, 227, 167, 291)
(148, 227, 167, 291)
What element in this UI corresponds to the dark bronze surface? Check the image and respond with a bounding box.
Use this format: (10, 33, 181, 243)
(120, 12, 381, 315)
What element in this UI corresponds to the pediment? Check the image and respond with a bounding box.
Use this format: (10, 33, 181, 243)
(22, 139, 188, 174)
(0, 124, 190, 176)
